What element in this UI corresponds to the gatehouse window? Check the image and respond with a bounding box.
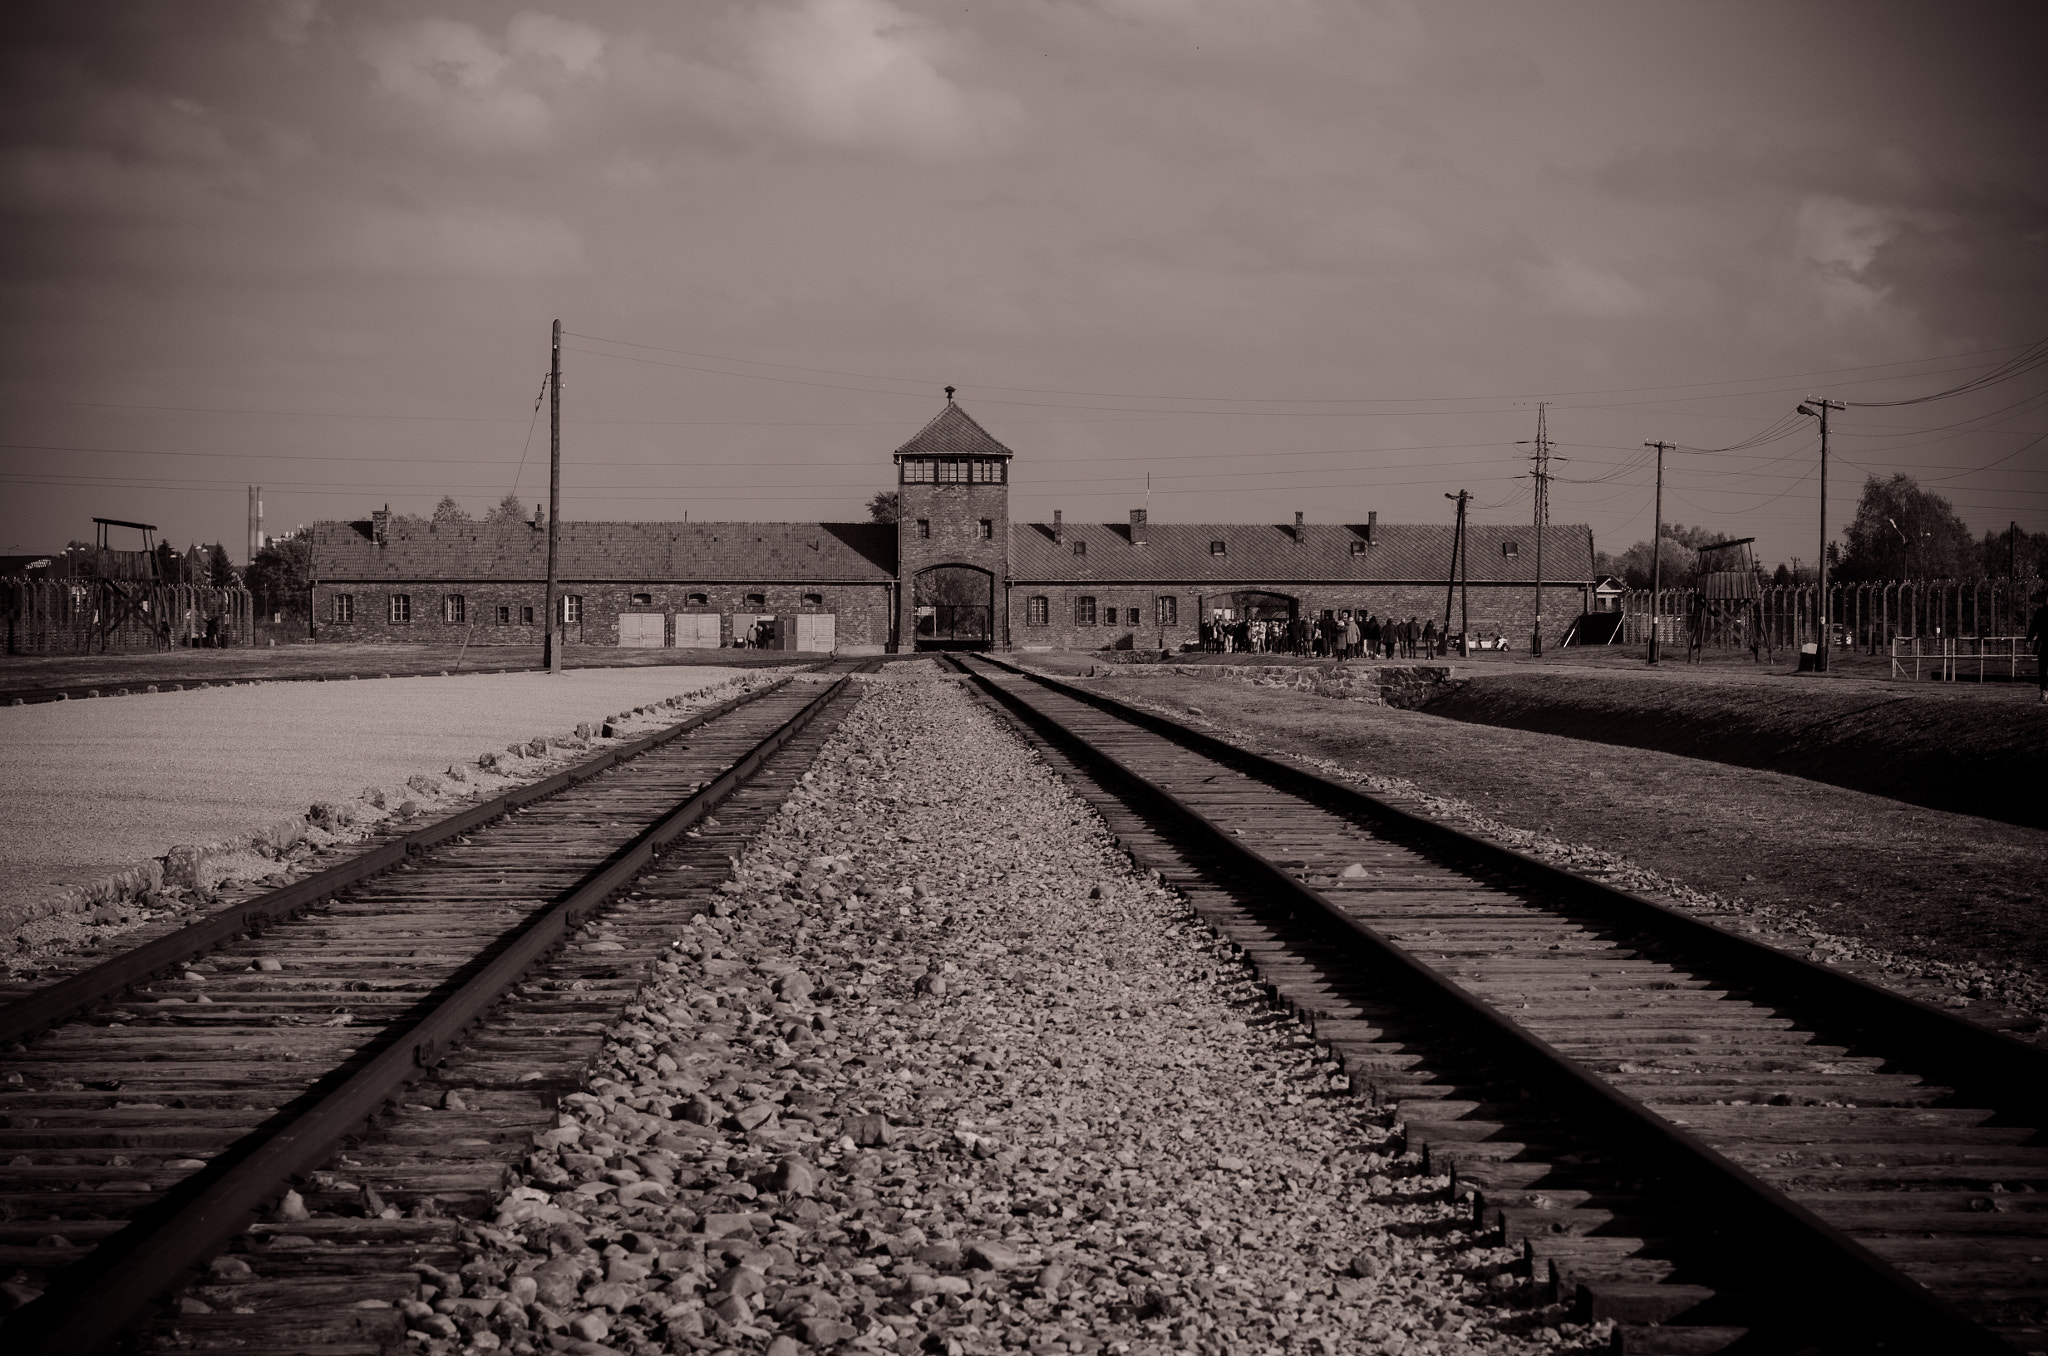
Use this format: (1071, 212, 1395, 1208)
(686, 592, 708, 606)
(630, 592, 652, 606)
(521, 605, 536, 625)
(979, 519, 993, 540)
(1157, 595, 1178, 625)
(903, 459, 935, 483)
(1073, 540, 1086, 557)
(1209, 540, 1227, 556)
(745, 593, 765, 608)
(802, 592, 823, 606)
(334, 593, 355, 624)
(1075, 596, 1096, 626)
(973, 460, 1005, 483)
(389, 593, 411, 624)
(917, 519, 931, 539)
(497, 605, 511, 625)
(1026, 596, 1048, 626)
(444, 594, 466, 624)
(937, 459, 969, 483)
(562, 595, 582, 624)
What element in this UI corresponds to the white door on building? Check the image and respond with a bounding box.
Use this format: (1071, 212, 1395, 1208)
(793, 613, 836, 652)
(618, 613, 664, 648)
(674, 613, 722, 649)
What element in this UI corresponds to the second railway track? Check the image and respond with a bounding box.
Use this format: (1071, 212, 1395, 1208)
(0, 659, 877, 1354)
(951, 652, 2048, 1355)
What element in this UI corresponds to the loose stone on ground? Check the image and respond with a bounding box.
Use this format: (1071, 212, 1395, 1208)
(417, 669, 1597, 1355)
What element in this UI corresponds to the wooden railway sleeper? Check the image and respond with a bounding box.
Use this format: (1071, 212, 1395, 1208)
(951, 653, 2023, 1355)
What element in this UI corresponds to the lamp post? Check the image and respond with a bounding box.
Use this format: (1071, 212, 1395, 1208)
(1796, 397, 1844, 672)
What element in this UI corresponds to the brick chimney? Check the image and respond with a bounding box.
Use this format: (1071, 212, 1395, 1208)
(1366, 510, 1377, 545)
(1053, 510, 1063, 544)
(1294, 510, 1305, 543)
(372, 504, 390, 547)
(1130, 508, 1147, 546)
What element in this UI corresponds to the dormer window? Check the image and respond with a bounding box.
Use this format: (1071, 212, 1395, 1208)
(1503, 541, 1520, 559)
(1350, 541, 1366, 556)
(1073, 540, 1086, 557)
(1210, 540, 1227, 556)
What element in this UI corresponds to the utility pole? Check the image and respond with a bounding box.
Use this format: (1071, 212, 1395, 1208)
(1524, 403, 1561, 658)
(1796, 397, 1844, 672)
(1644, 441, 1672, 665)
(545, 319, 563, 674)
(1443, 490, 1470, 656)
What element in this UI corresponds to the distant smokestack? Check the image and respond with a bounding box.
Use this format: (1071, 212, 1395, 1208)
(1130, 508, 1146, 546)
(1054, 509, 1063, 544)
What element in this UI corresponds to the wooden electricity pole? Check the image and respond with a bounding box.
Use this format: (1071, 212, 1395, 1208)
(1644, 441, 1672, 665)
(1797, 396, 1844, 672)
(1443, 489, 1470, 656)
(1528, 402, 1556, 657)
(545, 319, 563, 674)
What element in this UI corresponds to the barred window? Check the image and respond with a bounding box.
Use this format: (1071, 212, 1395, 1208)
(1075, 596, 1096, 626)
(444, 594, 466, 624)
(917, 519, 931, 539)
(902, 459, 935, 483)
(562, 595, 582, 624)
(1157, 595, 1178, 626)
(686, 592, 708, 606)
(1104, 606, 1119, 626)
(496, 605, 511, 625)
(521, 605, 536, 625)
(630, 592, 652, 606)
(389, 593, 411, 624)
(745, 593, 766, 608)
(979, 519, 993, 540)
(1026, 596, 1048, 626)
(801, 592, 824, 606)
(334, 593, 355, 624)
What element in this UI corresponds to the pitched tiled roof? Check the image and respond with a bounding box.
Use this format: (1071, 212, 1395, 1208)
(892, 402, 1015, 459)
(1009, 521, 1593, 585)
(312, 520, 894, 583)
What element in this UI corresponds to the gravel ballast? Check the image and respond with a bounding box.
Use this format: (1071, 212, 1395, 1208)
(421, 670, 1593, 1356)
(0, 666, 763, 934)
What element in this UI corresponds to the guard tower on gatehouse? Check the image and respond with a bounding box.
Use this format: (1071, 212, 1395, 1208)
(894, 391, 1013, 650)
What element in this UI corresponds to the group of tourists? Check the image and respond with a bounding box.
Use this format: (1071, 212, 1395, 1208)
(1199, 610, 1445, 659)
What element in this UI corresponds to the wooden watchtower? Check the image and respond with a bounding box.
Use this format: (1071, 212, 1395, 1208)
(1689, 537, 1771, 663)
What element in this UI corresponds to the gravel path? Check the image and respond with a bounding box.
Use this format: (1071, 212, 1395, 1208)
(421, 671, 1596, 1356)
(0, 667, 762, 931)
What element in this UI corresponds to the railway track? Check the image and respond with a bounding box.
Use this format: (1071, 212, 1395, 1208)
(949, 652, 2048, 1355)
(0, 658, 878, 1354)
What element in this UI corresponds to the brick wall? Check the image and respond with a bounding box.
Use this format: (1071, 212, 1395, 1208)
(1008, 581, 1592, 651)
(311, 581, 892, 651)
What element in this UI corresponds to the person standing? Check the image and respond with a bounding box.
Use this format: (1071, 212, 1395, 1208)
(1342, 612, 1359, 660)
(1422, 618, 1439, 657)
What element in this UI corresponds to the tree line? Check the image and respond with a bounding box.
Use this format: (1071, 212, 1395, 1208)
(1595, 473, 2047, 590)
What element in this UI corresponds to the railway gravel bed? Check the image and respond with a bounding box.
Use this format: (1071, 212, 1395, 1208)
(406, 668, 1584, 1356)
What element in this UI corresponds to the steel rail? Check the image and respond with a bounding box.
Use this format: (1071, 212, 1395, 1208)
(1, 671, 859, 1356)
(952, 653, 2024, 1354)
(0, 677, 792, 1049)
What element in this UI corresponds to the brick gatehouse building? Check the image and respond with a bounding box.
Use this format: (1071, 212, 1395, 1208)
(310, 401, 1595, 653)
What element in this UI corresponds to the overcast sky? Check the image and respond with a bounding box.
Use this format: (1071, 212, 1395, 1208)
(2, 0, 2042, 572)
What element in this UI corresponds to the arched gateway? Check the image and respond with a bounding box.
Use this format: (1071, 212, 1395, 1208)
(913, 564, 994, 649)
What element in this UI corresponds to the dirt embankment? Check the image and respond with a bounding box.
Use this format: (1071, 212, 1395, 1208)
(1422, 675, 2048, 829)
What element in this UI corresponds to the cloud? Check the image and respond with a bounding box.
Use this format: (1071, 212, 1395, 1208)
(361, 12, 607, 152)
(674, 0, 1017, 159)
(269, 0, 320, 46)
(1527, 256, 1652, 318)
(337, 206, 585, 277)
